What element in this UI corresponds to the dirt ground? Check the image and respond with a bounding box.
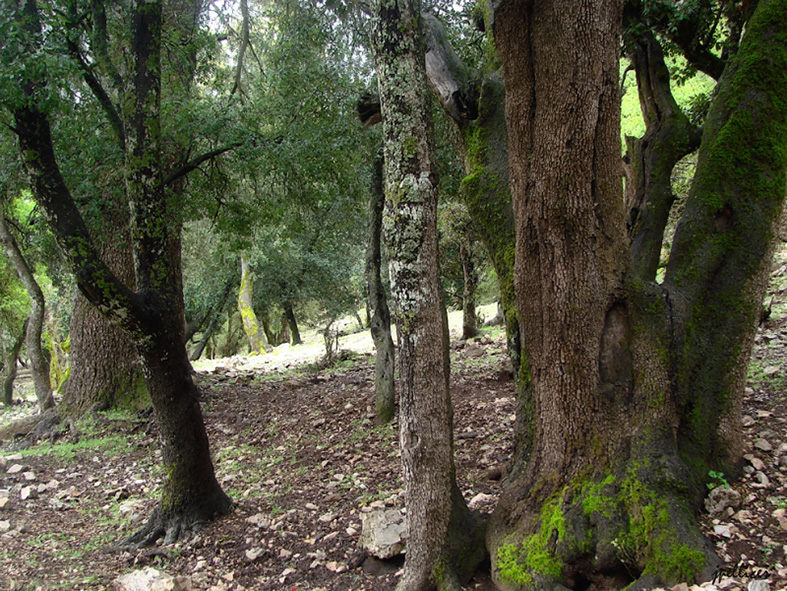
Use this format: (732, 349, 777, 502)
(1, 245, 787, 591)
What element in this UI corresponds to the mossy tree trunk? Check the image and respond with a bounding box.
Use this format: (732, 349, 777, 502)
(238, 255, 269, 354)
(8, 0, 230, 545)
(369, 1, 486, 589)
(366, 150, 396, 423)
(0, 213, 55, 413)
(487, 1, 787, 589)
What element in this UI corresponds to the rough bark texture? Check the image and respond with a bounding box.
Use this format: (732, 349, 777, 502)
(238, 256, 269, 354)
(9, 0, 230, 546)
(0, 214, 55, 412)
(665, 0, 787, 481)
(370, 1, 485, 589)
(366, 150, 396, 424)
(61, 204, 147, 417)
(487, 0, 787, 589)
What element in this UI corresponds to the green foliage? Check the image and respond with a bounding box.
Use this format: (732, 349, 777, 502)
(706, 470, 729, 490)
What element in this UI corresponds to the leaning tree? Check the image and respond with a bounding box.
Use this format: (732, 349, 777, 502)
(483, 0, 787, 589)
(2, 0, 231, 544)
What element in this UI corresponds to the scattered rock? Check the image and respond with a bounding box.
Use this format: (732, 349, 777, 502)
(742, 415, 756, 427)
(705, 487, 742, 516)
(358, 509, 406, 560)
(744, 454, 765, 471)
(0, 520, 10, 532)
(468, 492, 495, 510)
(754, 439, 773, 452)
(244, 547, 266, 562)
(7, 464, 25, 474)
(713, 524, 732, 538)
(112, 567, 192, 591)
(747, 581, 770, 591)
(245, 512, 271, 529)
(753, 471, 769, 486)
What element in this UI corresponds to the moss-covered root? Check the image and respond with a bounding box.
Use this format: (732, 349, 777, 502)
(491, 471, 719, 591)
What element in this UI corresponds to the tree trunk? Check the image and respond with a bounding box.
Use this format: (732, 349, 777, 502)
(2, 319, 26, 407)
(127, 316, 231, 545)
(238, 255, 269, 354)
(459, 238, 479, 340)
(370, 2, 485, 589)
(422, 12, 532, 466)
(190, 309, 221, 361)
(366, 150, 396, 424)
(283, 302, 302, 345)
(0, 214, 54, 413)
(487, 0, 787, 589)
(61, 199, 147, 417)
(623, 30, 702, 280)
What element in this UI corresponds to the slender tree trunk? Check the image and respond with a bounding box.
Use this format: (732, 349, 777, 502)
(370, 2, 485, 589)
(459, 238, 479, 340)
(366, 150, 396, 423)
(238, 255, 269, 354)
(2, 319, 26, 407)
(0, 214, 54, 413)
(624, 30, 702, 280)
(190, 309, 222, 361)
(283, 302, 302, 345)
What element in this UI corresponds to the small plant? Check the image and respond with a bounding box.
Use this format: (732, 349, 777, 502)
(707, 470, 730, 490)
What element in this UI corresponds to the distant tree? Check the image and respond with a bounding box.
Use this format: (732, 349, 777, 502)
(0, 209, 54, 413)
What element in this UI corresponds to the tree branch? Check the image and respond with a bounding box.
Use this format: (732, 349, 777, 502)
(163, 142, 243, 187)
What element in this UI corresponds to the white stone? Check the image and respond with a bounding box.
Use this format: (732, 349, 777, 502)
(112, 567, 192, 591)
(7, 464, 24, 474)
(359, 508, 406, 559)
(747, 581, 770, 591)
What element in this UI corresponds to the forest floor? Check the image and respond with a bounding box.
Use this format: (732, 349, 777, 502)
(2, 244, 787, 591)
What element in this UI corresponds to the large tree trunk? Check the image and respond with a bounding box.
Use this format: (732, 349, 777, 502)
(0, 214, 55, 413)
(487, 0, 787, 589)
(370, 2, 485, 589)
(366, 150, 396, 423)
(61, 203, 147, 417)
(2, 319, 26, 407)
